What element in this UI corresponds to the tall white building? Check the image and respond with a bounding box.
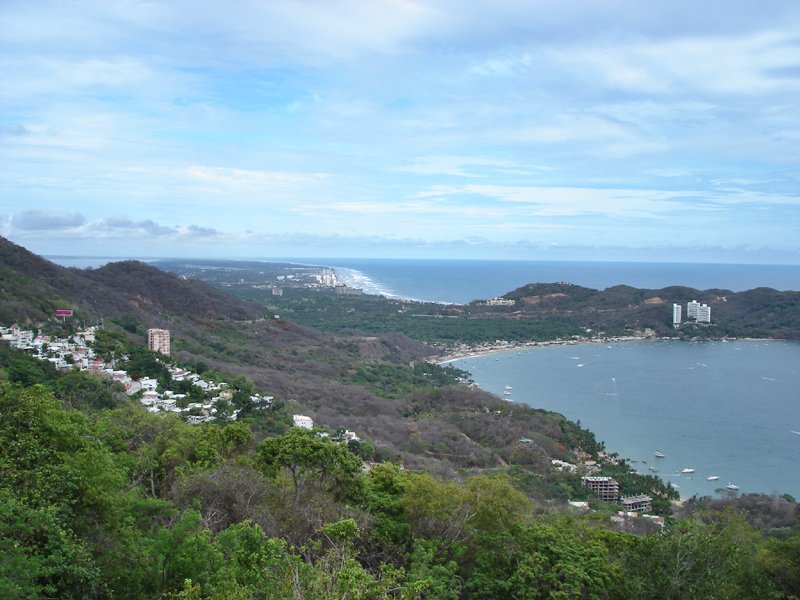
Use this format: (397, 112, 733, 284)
(147, 328, 170, 355)
(687, 300, 701, 319)
(672, 303, 682, 328)
(695, 304, 711, 323)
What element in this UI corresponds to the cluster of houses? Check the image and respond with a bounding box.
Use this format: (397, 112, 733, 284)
(135, 365, 274, 425)
(0, 324, 273, 425)
(2, 323, 364, 441)
(2, 324, 99, 369)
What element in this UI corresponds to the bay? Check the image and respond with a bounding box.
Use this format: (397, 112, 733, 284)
(453, 339, 800, 500)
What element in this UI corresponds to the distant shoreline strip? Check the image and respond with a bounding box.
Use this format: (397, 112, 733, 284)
(433, 335, 650, 365)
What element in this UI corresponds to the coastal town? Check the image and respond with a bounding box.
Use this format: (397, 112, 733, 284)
(161, 260, 367, 298)
(3, 317, 665, 521)
(2, 315, 367, 449)
(1, 323, 271, 424)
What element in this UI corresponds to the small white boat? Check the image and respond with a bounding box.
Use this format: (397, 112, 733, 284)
(681, 468, 695, 474)
(707, 475, 720, 481)
(726, 482, 740, 490)
(504, 385, 513, 390)
(654, 450, 665, 458)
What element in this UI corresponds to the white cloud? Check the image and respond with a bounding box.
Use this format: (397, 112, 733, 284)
(469, 53, 534, 76)
(1, 0, 799, 261)
(416, 184, 800, 217)
(394, 155, 541, 177)
(185, 166, 330, 192)
(548, 30, 800, 96)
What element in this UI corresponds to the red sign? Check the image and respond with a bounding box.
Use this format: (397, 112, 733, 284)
(55, 309, 73, 317)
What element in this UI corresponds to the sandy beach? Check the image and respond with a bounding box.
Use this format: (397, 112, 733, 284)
(434, 334, 650, 365)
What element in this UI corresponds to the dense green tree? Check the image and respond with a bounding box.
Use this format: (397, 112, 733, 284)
(627, 514, 778, 599)
(0, 490, 101, 599)
(256, 427, 364, 505)
(466, 519, 629, 600)
(759, 533, 800, 597)
(5, 353, 58, 386)
(53, 370, 124, 410)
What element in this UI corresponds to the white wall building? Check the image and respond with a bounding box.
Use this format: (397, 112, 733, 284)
(687, 300, 701, 319)
(695, 303, 711, 323)
(293, 414, 314, 429)
(672, 303, 682, 328)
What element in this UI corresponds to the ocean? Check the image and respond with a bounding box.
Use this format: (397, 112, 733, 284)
(321, 258, 800, 304)
(452, 340, 800, 500)
(49, 256, 800, 301)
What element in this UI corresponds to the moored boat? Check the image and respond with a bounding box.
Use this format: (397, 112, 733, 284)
(681, 468, 695, 474)
(726, 482, 740, 490)
(654, 450, 666, 458)
(707, 475, 720, 481)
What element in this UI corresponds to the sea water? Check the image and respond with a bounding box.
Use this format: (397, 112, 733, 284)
(322, 259, 800, 303)
(453, 339, 800, 499)
(49, 256, 800, 300)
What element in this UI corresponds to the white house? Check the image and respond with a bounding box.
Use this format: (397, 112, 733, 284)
(293, 414, 314, 429)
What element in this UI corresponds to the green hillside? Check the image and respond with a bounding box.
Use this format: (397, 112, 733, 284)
(2, 237, 798, 599)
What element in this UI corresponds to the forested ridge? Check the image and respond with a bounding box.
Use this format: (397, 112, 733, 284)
(224, 275, 800, 343)
(2, 238, 799, 598)
(1, 377, 798, 599)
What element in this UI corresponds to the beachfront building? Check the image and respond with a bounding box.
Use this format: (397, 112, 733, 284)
(582, 476, 619, 502)
(147, 328, 170, 355)
(672, 303, 682, 328)
(621, 494, 653, 512)
(319, 268, 338, 287)
(334, 285, 364, 296)
(687, 300, 701, 319)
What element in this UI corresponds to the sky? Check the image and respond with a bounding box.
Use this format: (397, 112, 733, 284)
(1, 0, 799, 263)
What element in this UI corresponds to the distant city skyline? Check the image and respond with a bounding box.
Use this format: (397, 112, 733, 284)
(1, 1, 799, 263)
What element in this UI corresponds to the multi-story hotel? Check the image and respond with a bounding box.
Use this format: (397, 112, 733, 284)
(686, 299, 711, 323)
(147, 328, 170, 355)
(695, 303, 711, 323)
(581, 476, 619, 502)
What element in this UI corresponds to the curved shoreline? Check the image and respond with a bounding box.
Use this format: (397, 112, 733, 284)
(446, 337, 798, 500)
(434, 334, 651, 365)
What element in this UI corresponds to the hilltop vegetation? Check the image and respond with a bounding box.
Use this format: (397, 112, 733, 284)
(1, 379, 798, 599)
(2, 238, 800, 598)
(0, 237, 606, 477)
